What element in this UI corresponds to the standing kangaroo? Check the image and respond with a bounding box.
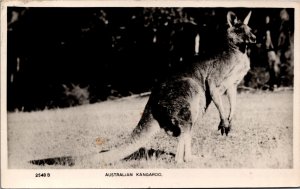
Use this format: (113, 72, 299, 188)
(94, 11, 256, 164)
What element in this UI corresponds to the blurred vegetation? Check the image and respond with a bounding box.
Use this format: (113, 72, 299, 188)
(7, 8, 294, 111)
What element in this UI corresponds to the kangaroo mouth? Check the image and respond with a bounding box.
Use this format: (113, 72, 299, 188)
(250, 39, 256, 43)
(248, 36, 257, 44)
(245, 39, 256, 44)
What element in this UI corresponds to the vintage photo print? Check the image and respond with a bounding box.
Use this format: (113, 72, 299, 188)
(1, 0, 300, 188)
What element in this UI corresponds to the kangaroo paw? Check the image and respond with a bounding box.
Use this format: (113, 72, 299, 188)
(225, 120, 233, 136)
(218, 120, 225, 135)
(218, 119, 230, 136)
(218, 124, 223, 131)
(225, 126, 231, 136)
(220, 126, 225, 135)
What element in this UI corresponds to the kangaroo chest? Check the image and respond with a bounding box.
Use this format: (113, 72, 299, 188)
(216, 52, 250, 89)
(229, 53, 250, 84)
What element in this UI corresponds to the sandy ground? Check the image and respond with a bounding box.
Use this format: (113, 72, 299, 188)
(7, 90, 293, 168)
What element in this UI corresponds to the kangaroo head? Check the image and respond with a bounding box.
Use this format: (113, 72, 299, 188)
(227, 11, 256, 46)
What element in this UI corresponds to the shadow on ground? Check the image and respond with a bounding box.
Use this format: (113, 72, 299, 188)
(29, 148, 175, 167)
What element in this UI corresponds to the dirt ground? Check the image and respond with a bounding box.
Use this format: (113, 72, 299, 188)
(7, 90, 293, 168)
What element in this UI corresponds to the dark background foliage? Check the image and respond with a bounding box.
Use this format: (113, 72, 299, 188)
(7, 8, 294, 111)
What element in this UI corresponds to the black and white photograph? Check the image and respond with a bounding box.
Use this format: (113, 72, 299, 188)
(1, 0, 300, 188)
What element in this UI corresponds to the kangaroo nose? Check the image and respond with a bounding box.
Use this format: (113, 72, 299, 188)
(250, 34, 256, 43)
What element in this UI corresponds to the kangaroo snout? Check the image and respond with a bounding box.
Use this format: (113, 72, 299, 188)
(246, 33, 256, 44)
(249, 34, 256, 43)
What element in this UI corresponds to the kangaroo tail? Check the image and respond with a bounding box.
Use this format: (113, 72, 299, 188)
(28, 101, 160, 167)
(86, 102, 161, 165)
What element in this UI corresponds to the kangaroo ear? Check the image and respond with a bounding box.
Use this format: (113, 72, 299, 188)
(243, 11, 252, 25)
(227, 11, 238, 27)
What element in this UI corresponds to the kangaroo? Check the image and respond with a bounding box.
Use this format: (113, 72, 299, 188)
(90, 11, 256, 164)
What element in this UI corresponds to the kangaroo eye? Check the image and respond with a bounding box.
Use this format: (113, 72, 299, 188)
(234, 28, 243, 33)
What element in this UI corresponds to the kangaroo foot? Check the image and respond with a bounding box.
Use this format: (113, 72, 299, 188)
(184, 155, 199, 162)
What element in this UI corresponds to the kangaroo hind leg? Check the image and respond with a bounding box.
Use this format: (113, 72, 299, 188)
(174, 103, 199, 163)
(176, 93, 204, 163)
(154, 104, 194, 163)
(175, 123, 193, 163)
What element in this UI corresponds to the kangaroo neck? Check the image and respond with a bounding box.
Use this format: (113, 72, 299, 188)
(227, 41, 248, 54)
(236, 43, 248, 54)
